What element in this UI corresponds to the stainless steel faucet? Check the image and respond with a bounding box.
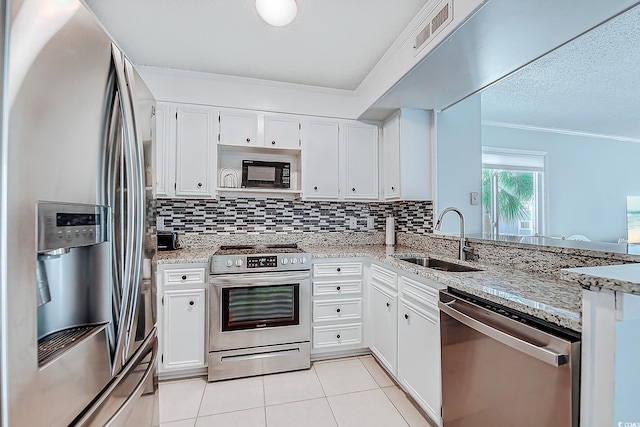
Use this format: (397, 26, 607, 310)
(434, 207, 472, 261)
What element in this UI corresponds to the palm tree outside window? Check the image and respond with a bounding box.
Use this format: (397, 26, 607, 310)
(481, 147, 546, 237)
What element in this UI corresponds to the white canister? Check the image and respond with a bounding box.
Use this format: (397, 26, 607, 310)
(386, 216, 395, 246)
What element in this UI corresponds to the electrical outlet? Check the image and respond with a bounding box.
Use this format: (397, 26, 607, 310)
(157, 217, 165, 231)
(349, 217, 358, 230)
(367, 217, 375, 230)
(470, 192, 479, 206)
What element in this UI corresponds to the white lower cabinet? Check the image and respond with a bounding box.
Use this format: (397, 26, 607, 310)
(398, 298, 441, 423)
(157, 264, 209, 378)
(162, 289, 206, 371)
(311, 260, 366, 355)
(370, 283, 398, 375)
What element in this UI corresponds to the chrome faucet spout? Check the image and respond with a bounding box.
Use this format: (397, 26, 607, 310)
(434, 207, 468, 261)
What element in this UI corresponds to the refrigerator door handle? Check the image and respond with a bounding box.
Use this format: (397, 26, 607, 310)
(111, 44, 137, 366)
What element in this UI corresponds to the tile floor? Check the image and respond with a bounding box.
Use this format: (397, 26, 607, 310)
(159, 355, 435, 427)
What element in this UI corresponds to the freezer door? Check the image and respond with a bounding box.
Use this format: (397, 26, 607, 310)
(74, 330, 158, 427)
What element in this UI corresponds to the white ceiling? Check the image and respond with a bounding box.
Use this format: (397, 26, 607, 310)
(481, 4, 640, 140)
(83, 0, 428, 91)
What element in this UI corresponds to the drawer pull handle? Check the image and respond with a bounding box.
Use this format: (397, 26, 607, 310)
(336, 308, 341, 313)
(181, 275, 187, 280)
(271, 140, 276, 145)
(246, 137, 251, 143)
(336, 286, 341, 291)
(352, 187, 356, 192)
(336, 334, 341, 339)
(197, 182, 202, 188)
(386, 302, 390, 307)
(336, 268, 341, 272)
(404, 314, 409, 320)
(189, 300, 195, 306)
(314, 186, 318, 191)
(391, 186, 395, 191)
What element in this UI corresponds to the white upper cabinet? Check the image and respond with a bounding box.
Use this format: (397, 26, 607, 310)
(175, 105, 217, 198)
(264, 114, 300, 149)
(382, 109, 433, 201)
(344, 122, 379, 200)
(154, 102, 176, 198)
(219, 109, 301, 149)
(301, 118, 340, 200)
(219, 110, 259, 147)
(382, 114, 401, 200)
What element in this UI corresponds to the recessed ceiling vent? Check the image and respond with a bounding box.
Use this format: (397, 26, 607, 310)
(413, 0, 453, 55)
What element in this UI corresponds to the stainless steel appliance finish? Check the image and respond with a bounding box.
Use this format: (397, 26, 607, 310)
(209, 245, 311, 381)
(1, 1, 158, 425)
(439, 289, 581, 427)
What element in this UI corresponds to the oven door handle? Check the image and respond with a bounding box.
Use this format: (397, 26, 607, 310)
(211, 271, 310, 287)
(438, 299, 569, 367)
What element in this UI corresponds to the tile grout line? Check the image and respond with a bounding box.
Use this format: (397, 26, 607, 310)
(262, 376, 267, 427)
(311, 364, 341, 427)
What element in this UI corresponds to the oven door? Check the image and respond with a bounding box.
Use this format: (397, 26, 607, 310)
(210, 271, 310, 351)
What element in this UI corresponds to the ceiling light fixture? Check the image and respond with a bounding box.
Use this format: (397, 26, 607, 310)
(256, 0, 298, 27)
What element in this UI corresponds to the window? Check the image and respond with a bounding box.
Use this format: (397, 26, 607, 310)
(482, 148, 546, 237)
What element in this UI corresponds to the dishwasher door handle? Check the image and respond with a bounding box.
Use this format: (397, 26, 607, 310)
(438, 300, 569, 367)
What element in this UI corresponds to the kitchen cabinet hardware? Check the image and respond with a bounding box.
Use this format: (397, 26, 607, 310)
(336, 268, 341, 272)
(314, 186, 318, 191)
(336, 308, 341, 313)
(405, 314, 409, 320)
(189, 300, 195, 306)
(336, 334, 341, 339)
(336, 286, 341, 290)
(246, 138, 251, 143)
(391, 186, 395, 191)
(352, 187, 356, 192)
(181, 275, 187, 280)
(387, 302, 391, 307)
(271, 140, 276, 145)
(197, 182, 202, 188)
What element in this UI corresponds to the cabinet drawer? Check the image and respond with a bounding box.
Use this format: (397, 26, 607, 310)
(313, 280, 362, 296)
(313, 323, 362, 348)
(163, 268, 207, 285)
(399, 276, 440, 310)
(371, 264, 397, 290)
(313, 262, 363, 278)
(313, 299, 362, 322)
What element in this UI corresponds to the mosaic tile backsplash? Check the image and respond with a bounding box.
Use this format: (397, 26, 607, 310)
(156, 197, 433, 235)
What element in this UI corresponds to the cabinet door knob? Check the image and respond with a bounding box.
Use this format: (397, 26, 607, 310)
(336, 308, 341, 313)
(336, 334, 341, 339)
(351, 188, 356, 192)
(246, 137, 251, 143)
(386, 302, 390, 307)
(181, 275, 187, 280)
(391, 186, 395, 191)
(189, 300, 195, 306)
(313, 186, 318, 191)
(336, 286, 341, 291)
(271, 140, 276, 145)
(336, 267, 341, 272)
(404, 314, 409, 320)
(197, 182, 202, 188)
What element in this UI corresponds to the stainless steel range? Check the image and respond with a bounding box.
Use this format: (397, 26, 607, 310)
(208, 244, 312, 381)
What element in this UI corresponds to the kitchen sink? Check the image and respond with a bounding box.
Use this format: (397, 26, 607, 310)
(397, 257, 482, 272)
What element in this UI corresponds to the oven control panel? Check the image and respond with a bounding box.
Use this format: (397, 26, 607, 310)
(247, 256, 278, 268)
(211, 253, 311, 273)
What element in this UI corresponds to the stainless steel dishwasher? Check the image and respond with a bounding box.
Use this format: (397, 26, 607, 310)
(439, 289, 581, 427)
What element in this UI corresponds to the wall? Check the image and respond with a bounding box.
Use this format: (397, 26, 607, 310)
(156, 197, 433, 236)
(482, 124, 640, 242)
(434, 94, 483, 235)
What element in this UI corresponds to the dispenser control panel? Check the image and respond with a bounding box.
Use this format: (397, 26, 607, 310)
(37, 202, 109, 252)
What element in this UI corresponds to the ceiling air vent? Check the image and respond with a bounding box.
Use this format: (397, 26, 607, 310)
(413, 0, 454, 56)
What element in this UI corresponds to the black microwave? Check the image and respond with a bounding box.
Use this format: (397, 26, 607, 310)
(241, 160, 290, 189)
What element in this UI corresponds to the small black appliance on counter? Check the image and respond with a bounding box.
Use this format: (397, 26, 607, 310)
(157, 232, 179, 251)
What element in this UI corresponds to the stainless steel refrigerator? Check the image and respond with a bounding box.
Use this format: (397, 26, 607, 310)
(0, 0, 158, 425)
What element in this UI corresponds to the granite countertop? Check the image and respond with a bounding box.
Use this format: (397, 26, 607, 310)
(561, 263, 640, 294)
(155, 244, 583, 332)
